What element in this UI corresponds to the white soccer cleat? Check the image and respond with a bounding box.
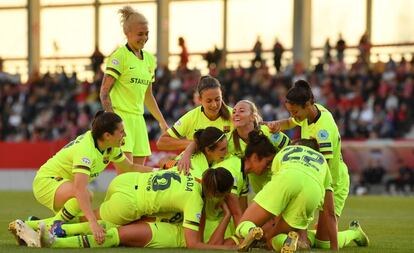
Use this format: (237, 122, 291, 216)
(12, 219, 41, 247)
(280, 231, 299, 253)
(8, 220, 26, 246)
(237, 227, 264, 252)
(39, 222, 56, 248)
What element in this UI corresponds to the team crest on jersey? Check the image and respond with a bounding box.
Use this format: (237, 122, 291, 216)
(81, 157, 91, 165)
(111, 59, 119, 66)
(270, 132, 281, 143)
(103, 157, 109, 164)
(196, 213, 201, 220)
(223, 126, 230, 133)
(175, 120, 182, 126)
(318, 130, 329, 140)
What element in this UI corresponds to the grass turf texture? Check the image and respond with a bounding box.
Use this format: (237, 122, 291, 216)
(0, 192, 413, 253)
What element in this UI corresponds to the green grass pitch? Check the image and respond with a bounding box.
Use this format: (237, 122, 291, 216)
(1, 192, 413, 253)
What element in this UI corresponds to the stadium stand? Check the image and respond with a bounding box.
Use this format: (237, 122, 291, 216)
(1, 50, 413, 194)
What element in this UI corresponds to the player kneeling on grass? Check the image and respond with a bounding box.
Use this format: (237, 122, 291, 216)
(9, 111, 156, 246)
(15, 168, 236, 250)
(235, 137, 338, 252)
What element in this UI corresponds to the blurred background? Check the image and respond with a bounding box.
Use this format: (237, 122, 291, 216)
(0, 0, 413, 195)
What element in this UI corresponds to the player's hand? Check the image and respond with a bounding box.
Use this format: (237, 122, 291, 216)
(158, 154, 176, 169)
(159, 122, 169, 133)
(177, 152, 192, 175)
(90, 221, 106, 245)
(261, 121, 281, 133)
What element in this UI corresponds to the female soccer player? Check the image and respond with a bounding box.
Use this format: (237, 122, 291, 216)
(39, 202, 234, 249)
(161, 126, 244, 241)
(263, 80, 350, 247)
(100, 6, 168, 167)
(235, 137, 337, 252)
(9, 111, 155, 245)
(229, 100, 290, 194)
(156, 75, 233, 171)
(28, 168, 236, 250)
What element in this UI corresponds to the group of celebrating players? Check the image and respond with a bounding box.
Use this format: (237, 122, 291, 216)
(8, 6, 369, 253)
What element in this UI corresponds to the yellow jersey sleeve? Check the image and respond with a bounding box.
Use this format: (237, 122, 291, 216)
(167, 109, 194, 139)
(182, 194, 203, 231)
(105, 48, 124, 79)
(110, 147, 126, 163)
(145, 51, 156, 82)
(72, 147, 93, 176)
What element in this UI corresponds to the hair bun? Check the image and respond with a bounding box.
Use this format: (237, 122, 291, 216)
(294, 80, 310, 89)
(248, 130, 265, 145)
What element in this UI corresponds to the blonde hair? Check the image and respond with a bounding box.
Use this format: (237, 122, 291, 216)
(237, 100, 262, 128)
(118, 6, 148, 34)
(232, 100, 263, 154)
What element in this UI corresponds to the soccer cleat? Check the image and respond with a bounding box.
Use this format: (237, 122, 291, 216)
(50, 220, 67, 237)
(237, 227, 264, 252)
(12, 219, 41, 247)
(27, 216, 40, 221)
(280, 231, 299, 253)
(39, 222, 56, 248)
(349, 220, 369, 246)
(8, 220, 26, 246)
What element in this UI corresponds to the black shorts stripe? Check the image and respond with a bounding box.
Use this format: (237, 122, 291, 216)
(321, 151, 333, 155)
(241, 189, 250, 195)
(74, 165, 91, 171)
(185, 220, 200, 227)
(171, 126, 184, 139)
(106, 67, 121, 76)
(114, 152, 123, 160)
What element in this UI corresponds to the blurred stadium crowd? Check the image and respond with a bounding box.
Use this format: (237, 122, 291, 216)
(1, 45, 414, 195)
(1, 51, 414, 142)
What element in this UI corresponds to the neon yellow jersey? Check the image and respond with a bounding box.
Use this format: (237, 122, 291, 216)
(291, 103, 345, 186)
(167, 106, 233, 140)
(227, 125, 290, 158)
(271, 145, 332, 192)
(154, 152, 218, 225)
(135, 171, 204, 231)
(105, 44, 156, 115)
(248, 170, 272, 194)
(37, 131, 126, 181)
(213, 155, 249, 196)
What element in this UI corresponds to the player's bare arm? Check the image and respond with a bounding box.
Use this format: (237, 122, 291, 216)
(156, 131, 193, 151)
(144, 83, 169, 132)
(100, 74, 115, 112)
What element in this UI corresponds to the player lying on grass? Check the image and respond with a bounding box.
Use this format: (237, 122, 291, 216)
(13, 167, 236, 250)
(9, 111, 156, 244)
(14, 201, 235, 249)
(235, 137, 338, 252)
